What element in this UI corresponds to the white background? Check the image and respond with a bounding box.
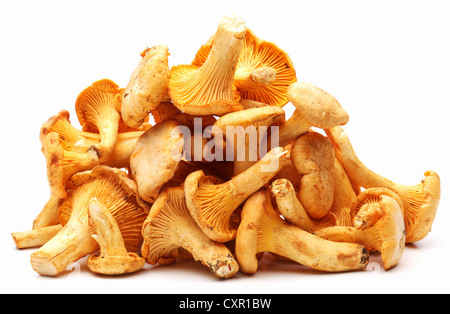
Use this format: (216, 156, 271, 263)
(1, 0, 449, 294)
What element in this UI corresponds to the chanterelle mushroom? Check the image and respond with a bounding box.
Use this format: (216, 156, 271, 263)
(41, 132, 99, 199)
(87, 198, 145, 275)
(119, 45, 170, 128)
(30, 166, 150, 276)
(141, 187, 239, 279)
(236, 189, 369, 274)
(278, 82, 350, 146)
(129, 120, 185, 203)
(271, 179, 335, 233)
(291, 131, 336, 219)
(193, 28, 297, 107)
(325, 126, 441, 243)
(168, 15, 246, 116)
(184, 147, 289, 243)
(212, 106, 286, 175)
(75, 79, 122, 163)
(314, 187, 406, 270)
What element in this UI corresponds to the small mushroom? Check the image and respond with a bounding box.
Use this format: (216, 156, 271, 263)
(129, 120, 185, 203)
(271, 179, 335, 233)
(193, 28, 297, 107)
(278, 82, 349, 146)
(30, 166, 150, 276)
(141, 187, 239, 279)
(314, 188, 406, 270)
(236, 189, 369, 274)
(87, 198, 145, 275)
(168, 15, 246, 116)
(75, 79, 122, 163)
(41, 132, 99, 199)
(291, 131, 336, 219)
(184, 147, 289, 242)
(325, 126, 441, 243)
(119, 45, 170, 128)
(212, 106, 286, 175)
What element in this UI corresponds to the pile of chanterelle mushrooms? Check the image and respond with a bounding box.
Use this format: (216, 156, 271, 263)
(12, 15, 441, 279)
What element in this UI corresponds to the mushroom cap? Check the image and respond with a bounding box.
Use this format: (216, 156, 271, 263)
(59, 166, 150, 254)
(120, 45, 170, 128)
(141, 187, 193, 265)
(193, 28, 297, 107)
(75, 79, 121, 133)
(291, 131, 336, 219)
(351, 187, 406, 270)
(168, 15, 246, 116)
(404, 170, 441, 243)
(287, 82, 349, 129)
(129, 119, 185, 203)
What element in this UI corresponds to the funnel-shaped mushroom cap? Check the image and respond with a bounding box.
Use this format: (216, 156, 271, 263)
(39, 110, 99, 150)
(315, 187, 406, 270)
(30, 166, 150, 276)
(120, 45, 170, 128)
(130, 120, 184, 203)
(193, 29, 297, 107)
(291, 131, 336, 219)
(325, 126, 441, 243)
(168, 15, 246, 116)
(185, 147, 289, 242)
(141, 187, 239, 279)
(236, 189, 369, 274)
(287, 82, 349, 129)
(75, 79, 121, 163)
(41, 132, 99, 199)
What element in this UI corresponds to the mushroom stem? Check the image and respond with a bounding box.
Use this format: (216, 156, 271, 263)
(236, 189, 369, 273)
(32, 195, 63, 229)
(185, 147, 288, 242)
(271, 179, 334, 233)
(278, 110, 311, 147)
(30, 219, 98, 276)
(12, 225, 62, 249)
(234, 66, 277, 91)
(87, 199, 145, 275)
(325, 126, 441, 243)
(88, 199, 128, 257)
(169, 15, 246, 115)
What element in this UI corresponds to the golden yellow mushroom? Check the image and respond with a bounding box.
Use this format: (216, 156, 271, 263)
(168, 15, 246, 116)
(278, 82, 349, 146)
(193, 28, 297, 108)
(141, 187, 239, 279)
(87, 199, 145, 275)
(314, 188, 406, 270)
(184, 147, 289, 243)
(236, 189, 369, 274)
(325, 126, 441, 243)
(30, 166, 150, 276)
(119, 45, 170, 128)
(75, 79, 121, 163)
(291, 131, 336, 219)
